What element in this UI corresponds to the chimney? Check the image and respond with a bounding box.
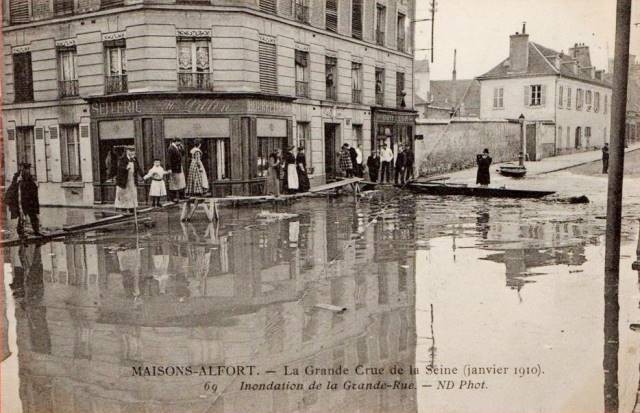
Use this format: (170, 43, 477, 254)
(451, 49, 457, 107)
(569, 43, 592, 68)
(509, 29, 529, 73)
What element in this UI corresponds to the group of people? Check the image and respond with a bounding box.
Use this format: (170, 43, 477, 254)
(264, 146, 310, 197)
(340, 143, 415, 185)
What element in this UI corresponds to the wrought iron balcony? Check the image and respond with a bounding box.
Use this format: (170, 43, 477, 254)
(105, 74, 128, 94)
(295, 3, 309, 23)
(296, 81, 309, 98)
(59, 79, 79, 97)
(352, 89, 362, 104)
(178, 72, 212, 91)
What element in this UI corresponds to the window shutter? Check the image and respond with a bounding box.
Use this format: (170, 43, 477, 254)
(9, 0, 30, 23)
(49, 125, 58, 139)
(53, 0, 74, 15)
(326, 0, 337, 32)
(7, 129, 16, 141)
(34, 127, 48, 182)
(13, 53, 33, 102)
(524, 86, 530, 106)
(100, 0, 124, 9)
(80, 124, 90, 139)
(541, 85, 546, 106)
(280, 0, 292, 17)
(259, 41, 278, 94)
(48, 125, 62, 183)
(352, 0, 363, 39)
(260, 0, 277, 13)
(80, 124, 93, 182)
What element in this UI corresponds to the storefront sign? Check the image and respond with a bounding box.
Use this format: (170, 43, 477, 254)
(248, 100, 290, 114)
(91, 100, 142, 116)
(374, 112, 415, 124)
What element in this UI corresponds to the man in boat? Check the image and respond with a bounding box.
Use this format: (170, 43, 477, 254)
(5, 162, 41, 237)
(602, 143, 609, 174)
(476, 148, 492, 187)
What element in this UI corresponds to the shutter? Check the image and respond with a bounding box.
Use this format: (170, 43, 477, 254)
(80, 124, 93, 182)
(260, 0, 277, 13)
(100, 0, 124, 9)
(9, 0, 30, 23)
(49, 125, 62, 183)
(524, 86, 530, 106)
(13, 53, 33, 102)
(541, 85, 546, 106)
(53, 0, 73, 14)
(259, 41, 278, 94)
(34, 127, 48, 182)
(352, 0, 362, 38)
(280, 0, 292, 17)
(326, 0, 337, 32)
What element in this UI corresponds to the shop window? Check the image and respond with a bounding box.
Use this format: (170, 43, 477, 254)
(257, 136, 286, 177)
(16, 127, 36, 177)
(351, 62, 362, 103)
(13, 52, 33, 102)
(376, 4, 386, 46)
(295, 50, 309, 98)
(9, 0, 30, 23)
(375, 67, 385, 106)
(396, 72, 406, 108)
(60, 125, 82, 181)
(397, 13, 406, 52)
(325, 0, 337, 32)
(177, 37, 212, 91)
(259, 39, 278, 94)
(297, 122, 312, 169)
(351, 0, 362, 39)
(105, 39, 127, 94)
(57, 46, 78, 97)
(325, 56, 337, 100)
(182, 138, 231, 182)
(294, 0, 308, 23)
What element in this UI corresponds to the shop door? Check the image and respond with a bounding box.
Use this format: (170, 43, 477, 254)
(526, 124, 537, 161)
(324, 123, 339, 181)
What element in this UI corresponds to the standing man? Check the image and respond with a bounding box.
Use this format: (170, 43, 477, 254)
(394, 145, 406, 185)
(348, 144, 358, 177)
(380, 143, 394, 183)
(602, 142, 609, 174)
(167, 138, 186, 202)
(366, 150, 381, 182)
(404, 145, 415, 183)
(354, 145, 364, 177)
(6, 163, 41, 237)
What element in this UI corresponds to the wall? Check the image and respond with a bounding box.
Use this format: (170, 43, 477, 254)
(479, 76, 557, 121)
(415, 119, 520, 176)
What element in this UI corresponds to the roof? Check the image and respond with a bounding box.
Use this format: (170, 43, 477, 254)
(477, 41, 611, 88)
(428, 79, 481, 113)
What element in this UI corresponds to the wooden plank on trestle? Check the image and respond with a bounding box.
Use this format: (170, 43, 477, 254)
(308, 177, 363, 193)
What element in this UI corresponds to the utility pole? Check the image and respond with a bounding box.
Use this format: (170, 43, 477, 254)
(604, 0, 632, 412)
(413, 0, 437, 62)
(429, 0, 436, 62)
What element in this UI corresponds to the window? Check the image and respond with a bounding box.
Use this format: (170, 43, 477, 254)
(558, 126, 563, 147)
(528, 84, 543, 106)
(177, 37, 212, 90)
(294, 0, 308, 23)
(60, 125, 81, 181)
(351, 62, 363, 103)
(576, 88, 584, 110)
(566, 127, 571, 148)
(58, 46, 78, 97)
(604, 94, 608, 114)
(585, 126, 592, 147)
(9, 0, 30, 23)
(211, 139, 231, 180)
(325, 56, 337, 100)
(257, 137, 286, 177)
(105, 39, 127, 94)
(397, 13, 406, 52)
(353, 124, 363, 148)
(53, 0, 73, 15)
(326, 0, 338, 32)
(259, 39, 278, 94)
(594, 91, 600, 113)
(585, 90, 592, 111)
(295, 50, 309, 98)
(297, 122, 312, 169)
(16, 127, 36, 177)
(101, 0, 124, 9)
(259, 0, 277, 13)
(558, 86, 564, 108)
(567, 87, 572, 109)
(493, 87, 504, 109)
(352, 0, 363, 39)
(376, 4, 386, 46)
(13, 52, 33, 102)
(375, 67, 385, 105)
(396, 72, 405, 108)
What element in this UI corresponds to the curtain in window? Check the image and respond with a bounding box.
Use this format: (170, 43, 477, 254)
(59, 49, 77, 81)
(351, 63, 361, 90)
(109, 48, 121, 74)
(196, 44, 209, 72)
(178, 43, 193, 71)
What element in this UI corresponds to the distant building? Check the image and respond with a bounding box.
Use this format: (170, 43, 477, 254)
(422, 78, 481, 118)
(606, 55, 640, 144)
(414, 58, 430, 102)
(477, 26, 611, 159)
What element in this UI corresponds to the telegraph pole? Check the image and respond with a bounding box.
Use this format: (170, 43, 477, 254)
(413, 0, 437, 62)
(430, 0, 436, 62)
(604, 0, 632, 412)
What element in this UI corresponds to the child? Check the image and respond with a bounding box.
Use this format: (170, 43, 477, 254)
(144, 159, 170, 207)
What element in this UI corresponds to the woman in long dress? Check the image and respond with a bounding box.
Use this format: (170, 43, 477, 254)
(296, 146, 310, 192)
(186, 139, 209, 196)
(264, 152, 281, 197)
(476, 148, 492, 186)
(283, 146, 299, 194)
(114, 147, 143, 212)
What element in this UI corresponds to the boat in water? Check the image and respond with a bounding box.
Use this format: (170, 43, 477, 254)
(498, 164, 527, 178)
(406, 182, 555, 199)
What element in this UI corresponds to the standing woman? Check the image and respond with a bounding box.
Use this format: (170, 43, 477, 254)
(167, 138, 186, 201)
(476, 148, 492, 187)
(115, 146, 144, 212)
(264, 151, 281, 197)
(284, 146, 299, 193)
(296, 146, 310, 192)
(186, 139, 209, 196)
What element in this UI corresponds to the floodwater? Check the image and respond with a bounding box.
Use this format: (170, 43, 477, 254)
(2, 167, 640, 413)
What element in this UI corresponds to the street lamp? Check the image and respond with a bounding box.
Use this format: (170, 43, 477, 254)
(518, 114, 525, 166)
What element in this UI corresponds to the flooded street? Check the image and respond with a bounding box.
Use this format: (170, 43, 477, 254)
(2, 164, 640, 413)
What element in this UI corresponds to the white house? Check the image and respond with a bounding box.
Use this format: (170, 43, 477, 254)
(477, 27, 611, 159)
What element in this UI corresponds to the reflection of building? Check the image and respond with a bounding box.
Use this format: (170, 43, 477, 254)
(3, 0, 417, 205)
(7, 200, 418, 412)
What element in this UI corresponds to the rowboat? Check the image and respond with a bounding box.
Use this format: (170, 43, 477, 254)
(406, 182, 555, 199)
(498, 165, 527, 178)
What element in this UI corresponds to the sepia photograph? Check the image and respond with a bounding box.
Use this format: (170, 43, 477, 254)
(1, 0, 640, 411)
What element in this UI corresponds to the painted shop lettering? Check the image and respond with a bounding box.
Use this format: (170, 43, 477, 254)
(91, 100, 142, 115)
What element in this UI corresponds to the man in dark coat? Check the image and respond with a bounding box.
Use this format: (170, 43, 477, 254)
(394, 145, 406, 185)
(348, 144, 358, 177)
(167, 138, 186, 201)
(602, 143, 609, 174)
(404, 146, 415, 182)
(366, 150, 381, 182)
(476, 148, 492, 186)
(5, 163, 41, 236)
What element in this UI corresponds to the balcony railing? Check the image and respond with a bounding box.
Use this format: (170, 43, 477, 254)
(376, 93, 384, 106)
(59, 79, 79, 97)
(105, 74, 128, 94)
(296, 81, 309, 98)
(326, 86, 337, 101)
(178, 72, 212, 90)
(376, 30, 385, 46)
(397, 93, 406, 108)
(352, 89, 362, 104)
(397, 37, 405, 52)
(295, 3, 309, 23)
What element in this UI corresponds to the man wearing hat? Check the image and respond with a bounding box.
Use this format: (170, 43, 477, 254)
(167, 137, 186, 201)
(115, 146, 143, 212)
(5, 163, 41, 236)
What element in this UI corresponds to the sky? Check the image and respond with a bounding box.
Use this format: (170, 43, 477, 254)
(415, 0, 640, 80)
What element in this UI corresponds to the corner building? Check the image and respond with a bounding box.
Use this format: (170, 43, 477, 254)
(3, 0, 417, 205)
